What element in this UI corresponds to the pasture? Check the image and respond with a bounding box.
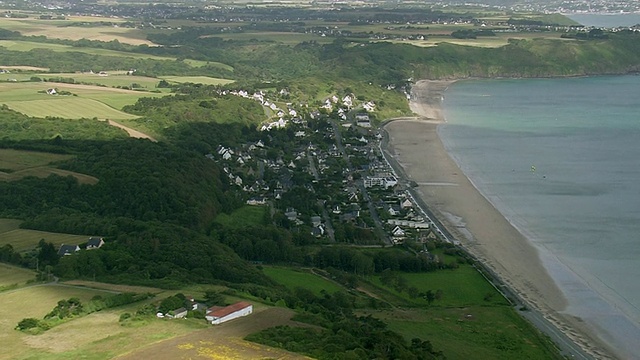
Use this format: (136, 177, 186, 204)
(0, 263, 35, 288)
(0, 228, 91, 252)
(204, 31, 334, 45)
(0, 284, 111, 360)
(0, 17, 154, 46)
(262, 266, 342, 295)
(365, 264, 508, 307)
(0, 39, 231, 70)
(160, 75, 235, 85)
(0, 71, 167, 91)
(214, 206, 267, 229)
(0, 279, 300, 360)
(0, 149, 98, 184)
(0, 218, 92, 252)
(375, 306, 562, 360)
(0, 149, 72, 171)
(0, 81, 162, 119)
(117, 307, 307, 360)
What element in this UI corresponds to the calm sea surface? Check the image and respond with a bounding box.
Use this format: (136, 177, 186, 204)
(440, 75, 640, 358)
(567, 13, 640, 28)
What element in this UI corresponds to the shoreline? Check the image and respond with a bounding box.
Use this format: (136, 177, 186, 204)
(382, 79, 615, 359)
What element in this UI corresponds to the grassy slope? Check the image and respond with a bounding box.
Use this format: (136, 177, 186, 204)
(262, 266, 342, 295)
(0, 218, 94, 252)
(214, 206, 267, 229)
(0, 283, 208, 360)
(0, 82, 164, 119)
(379, 307, 562, 360)
(0, 262, 35, 288)
(0, 148, 97, 184)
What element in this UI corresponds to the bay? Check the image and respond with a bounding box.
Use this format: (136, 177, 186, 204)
(566, 13, 640, 28)
(440, 75, 640, 359)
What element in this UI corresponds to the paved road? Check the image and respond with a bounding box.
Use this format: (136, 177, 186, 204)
(329, 119, 389, 245)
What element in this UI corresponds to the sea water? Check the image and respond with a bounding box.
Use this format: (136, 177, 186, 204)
(439, 76, 640, 359)
(566, 13, 640, 28)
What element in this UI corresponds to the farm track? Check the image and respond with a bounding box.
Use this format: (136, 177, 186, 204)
(107, 120, 156, 142)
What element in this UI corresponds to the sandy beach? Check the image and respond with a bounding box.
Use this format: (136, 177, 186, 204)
(383, 80, 615, 359)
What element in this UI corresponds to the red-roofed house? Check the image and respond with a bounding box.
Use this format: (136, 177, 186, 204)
(205, 301, 253, 325)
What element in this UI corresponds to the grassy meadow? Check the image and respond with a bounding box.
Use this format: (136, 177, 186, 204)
(0, 81, 163, 119)
(0, 17, 154, 45)
(0, 149, 73, 171)
(0, 149, 98, 183)
(0, 282, 210, 360)
(160, 75, 235, 85)
(0, 218, 93, 252)
(375, 306, 562, 360)
(214, 206, 267, 229)
(366, 264, 509, 307)
(0, 263, 36, 288)
(262, 266, 342, 295)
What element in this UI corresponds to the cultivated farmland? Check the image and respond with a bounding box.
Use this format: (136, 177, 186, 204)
(160, 75, 235, 85)
(0, 71, 166, 91)
(0, 17, 154, 46)
(0, 82, 164, 119)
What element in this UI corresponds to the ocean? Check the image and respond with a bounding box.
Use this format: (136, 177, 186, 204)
(566, 13, 640, 28)
(439, 75, 640, 359)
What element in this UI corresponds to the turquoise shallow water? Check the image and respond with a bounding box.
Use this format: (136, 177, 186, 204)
(440, 76, 640, 358)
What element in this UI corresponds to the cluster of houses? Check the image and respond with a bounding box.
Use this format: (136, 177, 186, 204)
(57, 237, 105, 256)
(157, 298, 253, 325)
(206, 85, 446, 247)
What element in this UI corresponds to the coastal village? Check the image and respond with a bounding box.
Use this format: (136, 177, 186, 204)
(208, 85, 448, 251)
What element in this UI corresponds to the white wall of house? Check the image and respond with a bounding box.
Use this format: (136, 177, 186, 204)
(209, 305, 253, 325)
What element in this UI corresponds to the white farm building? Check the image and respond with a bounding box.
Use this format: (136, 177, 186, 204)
(205, 301, 253, 325)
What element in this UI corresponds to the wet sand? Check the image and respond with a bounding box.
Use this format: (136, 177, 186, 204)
(383, 79, 615, 359)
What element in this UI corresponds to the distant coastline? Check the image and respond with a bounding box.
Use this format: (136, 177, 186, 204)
(382, 79, 616, 359)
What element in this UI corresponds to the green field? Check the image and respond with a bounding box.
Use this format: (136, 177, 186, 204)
(0, 149, 98, 183)
(204, 31, 334, 45)
(0, 219, 93, 252)
(0, 39, 231, 70)
(377, 306, 562, 360)
(0, 149, 72, 171)
(160, 76, 235, 85)
(367, 264, 508, 307)
(214, 206, 267, 229)
(0, 82, 163, 119)
(0, 263, 35, 288)
(0, 17, 153, 45)
(5, 97, 140, 120)
(0, 72, 166, 90)
(262, 266, 342, 295)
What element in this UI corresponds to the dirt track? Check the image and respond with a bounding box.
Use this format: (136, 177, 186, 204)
(115, 307, 311, 360)
(107, 120, 157, 142)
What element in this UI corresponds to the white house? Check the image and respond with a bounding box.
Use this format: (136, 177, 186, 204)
(86, 237, 105, 250)
(206, 301, 253, 325)
(391, 226, 405, 237)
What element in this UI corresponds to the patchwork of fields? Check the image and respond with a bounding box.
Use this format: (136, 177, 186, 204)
(0, 17, 155, 46)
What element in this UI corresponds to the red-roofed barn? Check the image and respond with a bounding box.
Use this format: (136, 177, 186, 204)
(205, 301, 253, 325)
